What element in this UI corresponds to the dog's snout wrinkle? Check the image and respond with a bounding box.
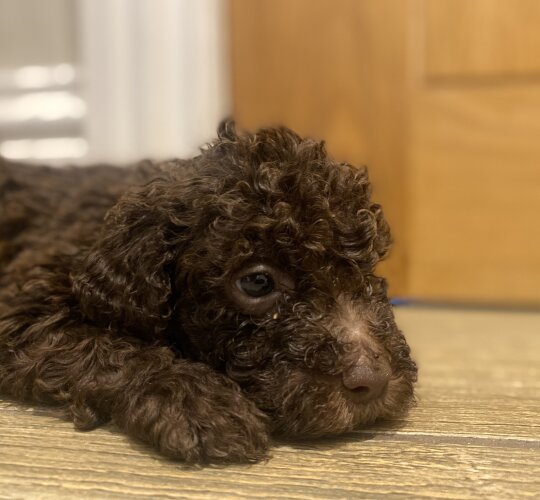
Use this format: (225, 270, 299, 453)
(329, 295, 393, 403)
(332, 294, 373, 343)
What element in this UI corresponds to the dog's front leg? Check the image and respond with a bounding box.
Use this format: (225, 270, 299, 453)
(0, 320, 270, 463)
(98, 344, 271, 463)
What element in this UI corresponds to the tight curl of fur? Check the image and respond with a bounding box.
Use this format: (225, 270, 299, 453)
(0, 122, 417, 463)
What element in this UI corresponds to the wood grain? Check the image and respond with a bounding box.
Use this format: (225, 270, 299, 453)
(424, 0, 540, 80)
(408, 84, 540, 304)
(1, 307, 539, 498)
(405, 0, 540, 304)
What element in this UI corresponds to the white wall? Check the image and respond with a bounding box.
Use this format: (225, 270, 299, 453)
(78, 0, 231, 163)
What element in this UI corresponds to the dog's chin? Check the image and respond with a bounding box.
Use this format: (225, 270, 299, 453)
(244, 368, 415, 438)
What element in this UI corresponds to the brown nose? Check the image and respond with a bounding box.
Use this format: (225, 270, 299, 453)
(341, 358, 390, 402)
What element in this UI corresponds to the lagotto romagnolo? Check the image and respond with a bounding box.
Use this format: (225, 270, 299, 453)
(0, 122, 417, 463)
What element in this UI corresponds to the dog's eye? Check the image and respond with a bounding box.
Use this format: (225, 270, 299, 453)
(239, 273, 275, 297)
(229, 263, 293, 315)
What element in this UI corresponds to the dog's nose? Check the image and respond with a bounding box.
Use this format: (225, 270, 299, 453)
(341, 358, 390, 402)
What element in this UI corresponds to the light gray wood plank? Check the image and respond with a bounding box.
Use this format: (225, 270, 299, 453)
(0, 307, 539, 498)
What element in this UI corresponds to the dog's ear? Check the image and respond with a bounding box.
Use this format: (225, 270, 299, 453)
(71, 178, 189, 338)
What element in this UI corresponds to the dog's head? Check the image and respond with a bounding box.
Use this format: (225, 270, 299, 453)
(72, 121, 417, 436)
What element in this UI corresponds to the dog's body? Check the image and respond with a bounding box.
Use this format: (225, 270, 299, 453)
(0, 123, 416, 463)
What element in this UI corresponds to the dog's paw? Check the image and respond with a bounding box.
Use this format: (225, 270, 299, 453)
(155, 392, 271, 463)
(114, 368, 271, 464)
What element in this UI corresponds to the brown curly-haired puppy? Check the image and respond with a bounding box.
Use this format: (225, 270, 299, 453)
(0, 122, 417, 463)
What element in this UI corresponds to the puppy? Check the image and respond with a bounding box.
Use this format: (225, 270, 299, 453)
(0, 122, 417, 463)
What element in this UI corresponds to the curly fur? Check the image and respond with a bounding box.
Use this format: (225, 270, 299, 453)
(0, 122, 417, 463)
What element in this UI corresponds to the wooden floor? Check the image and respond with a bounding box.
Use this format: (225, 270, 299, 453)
(0, 307, 539, 499)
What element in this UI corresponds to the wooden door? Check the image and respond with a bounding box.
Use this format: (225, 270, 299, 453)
(408, 0, 540, 305)
(230, 0, 540, 306)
